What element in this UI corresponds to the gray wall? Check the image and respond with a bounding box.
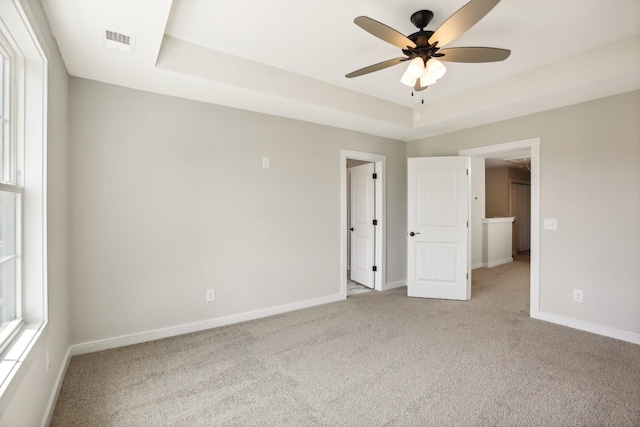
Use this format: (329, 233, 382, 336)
(485, 168, 530, 218)
(68, 78, 407, 344)
(0, 0, 70, 425)
(485, 168, 509, 217)
(408, 90, 640, 336)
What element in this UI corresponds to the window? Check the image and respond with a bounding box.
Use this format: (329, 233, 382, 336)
(0, 0, 47, 396)
(0, 24, 22, 354)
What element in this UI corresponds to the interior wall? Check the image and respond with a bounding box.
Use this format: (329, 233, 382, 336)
(508, 168, 531, 253)
(485, 167, 531, 218)
(68, 78, 407, 345)
(0, 0, 70, 425)
(407, 90, 640, 337)
(509, 168, 531, 183)
(485, 168, 509, 217)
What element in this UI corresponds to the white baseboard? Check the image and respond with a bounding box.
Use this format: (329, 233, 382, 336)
(472, 263, 484, 270)
(382, 280, 406, 291)
(485, 257, 513, 268)
(41, 346, 72, 427)
(69, 293, 344, 356)
(532, 311, 640, 345)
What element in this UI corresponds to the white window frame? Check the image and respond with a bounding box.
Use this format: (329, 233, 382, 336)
(0, 19, 24, 356)
(0, 0, 48, 398)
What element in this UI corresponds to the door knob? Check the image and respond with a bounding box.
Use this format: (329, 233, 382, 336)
(350, 228, 354, 231)
(409, 231, 421, 236)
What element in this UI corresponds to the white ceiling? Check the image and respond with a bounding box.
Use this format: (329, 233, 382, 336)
(42, 0, 640, 141)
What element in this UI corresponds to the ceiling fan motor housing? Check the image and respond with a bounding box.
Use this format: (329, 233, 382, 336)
(404, 10, 443, 65)
(410, 10, 434, 29)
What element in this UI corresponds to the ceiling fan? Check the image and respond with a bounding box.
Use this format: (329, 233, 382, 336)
(346, 0, 510, 92)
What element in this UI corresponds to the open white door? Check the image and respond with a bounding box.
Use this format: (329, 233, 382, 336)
(407, 157, 470, 300)
(350, 163, 375, 288)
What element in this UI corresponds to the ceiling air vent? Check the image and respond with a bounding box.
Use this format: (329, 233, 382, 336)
(106, 30, 130, 45)
(103, 28, 136, 54)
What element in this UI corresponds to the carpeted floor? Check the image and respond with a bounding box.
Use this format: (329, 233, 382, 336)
(51, 255, 640, 426)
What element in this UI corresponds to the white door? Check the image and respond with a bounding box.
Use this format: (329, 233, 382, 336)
(350, 163, 375, 288)
(407, 157, 470, 300)
(511, 183, 531, 251)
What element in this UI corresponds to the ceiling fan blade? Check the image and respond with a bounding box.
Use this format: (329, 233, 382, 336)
(354, 16, 417, 49)
(346, 57, 407, 78)
(428, 0, 501, 48)
(438, 47, 510, 63)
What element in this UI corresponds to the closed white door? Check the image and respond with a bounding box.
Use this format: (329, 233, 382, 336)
(407, 157, 470, 300)
(350, 163, 375, 288)
(511, 183, 531, 251)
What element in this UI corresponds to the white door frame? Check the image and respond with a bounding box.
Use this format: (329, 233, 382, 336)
(459, 138, 541, 316)
(340, 150, 386, 297)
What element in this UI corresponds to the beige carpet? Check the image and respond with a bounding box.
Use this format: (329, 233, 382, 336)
(51, 255, 640, 426)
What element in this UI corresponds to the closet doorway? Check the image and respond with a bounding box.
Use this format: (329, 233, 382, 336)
(340, 150, 386, 298)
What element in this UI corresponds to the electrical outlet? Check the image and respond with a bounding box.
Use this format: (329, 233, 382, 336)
(573, 289, 583, 303)
(262, 157, 270, 168)
(46, 349, 51, 372)
(206, 289, 215, 302)
(544, 218, 558, 230)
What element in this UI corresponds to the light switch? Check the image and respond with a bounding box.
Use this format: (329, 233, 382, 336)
(544, 218, 557, 230)
(262, 157, 270, 168)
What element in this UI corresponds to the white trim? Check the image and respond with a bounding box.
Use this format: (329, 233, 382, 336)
(382, 280, 406, 291)
(70, 293, 343, 356)
(459, 138, 541, 317)
(533, 311, 640, 345)
(481, 217, 514, 224)
(340, 150, 386, 296)
(0, 319, 23, 355)
(458, 138, 540, 157)
(0, 183, 23, 193)
(485, 258, 513, 268)
(0, 323, 43, 401)
(41, 346, 72, 427)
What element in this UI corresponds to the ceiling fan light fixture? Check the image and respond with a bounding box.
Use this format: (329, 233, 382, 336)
(400, 69, 416, 87)
(419, 68, 437, 87)
(406, 57, 424, 79)
(426, 58, 446, 81)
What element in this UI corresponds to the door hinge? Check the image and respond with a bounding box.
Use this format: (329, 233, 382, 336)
(372, 173, 378, 179)
(372, 266, 377, 272)
(467, 273, 469, 280)
(373, 219, 378, 226)
(467, 221, 469, 228)
(466, 169, 469, 176)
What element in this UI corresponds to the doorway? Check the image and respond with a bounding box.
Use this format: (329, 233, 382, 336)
(459, 138, 541, 317)
(348, 160, 375, 292)
(340, 150, 386, 298)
